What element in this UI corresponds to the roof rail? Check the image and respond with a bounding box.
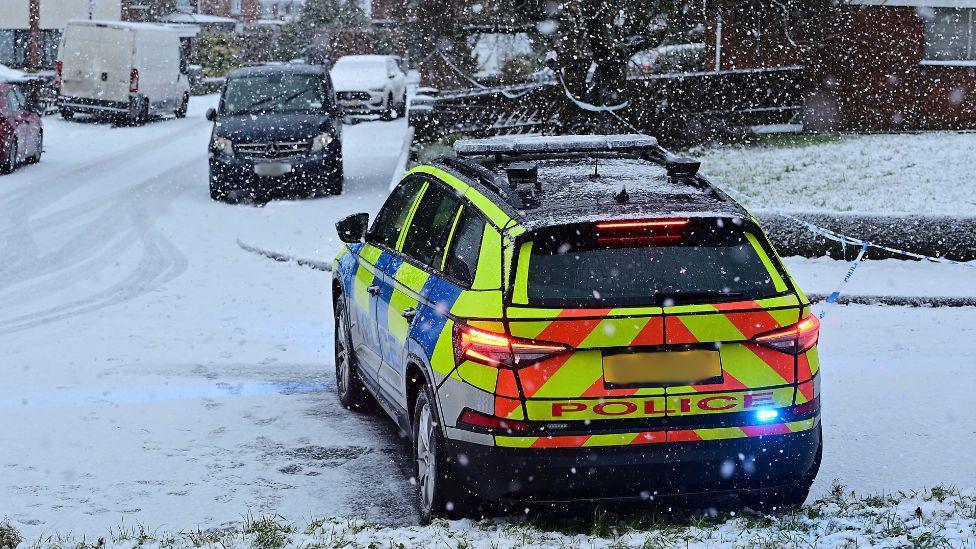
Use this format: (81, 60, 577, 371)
(454, 134, 659, 157)
(434, 157, 523, 209)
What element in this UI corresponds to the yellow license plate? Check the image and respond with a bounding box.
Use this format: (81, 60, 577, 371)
(603, 351, 722, 386)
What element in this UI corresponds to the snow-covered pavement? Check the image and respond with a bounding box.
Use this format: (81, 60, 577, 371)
(1, 98, 975, 540)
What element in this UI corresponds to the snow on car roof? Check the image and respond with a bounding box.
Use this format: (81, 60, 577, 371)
(334, 55, 392, 65)
(455, 134, 659, 156)
(451, 155, 746, 231)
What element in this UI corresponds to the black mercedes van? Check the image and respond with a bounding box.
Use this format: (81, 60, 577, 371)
(206, 64, 344, 201)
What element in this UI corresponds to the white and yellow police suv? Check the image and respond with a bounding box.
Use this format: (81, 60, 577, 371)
(331, 135, 822, 522)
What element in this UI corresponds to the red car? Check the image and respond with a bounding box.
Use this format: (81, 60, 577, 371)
(0, 82, 43, 174)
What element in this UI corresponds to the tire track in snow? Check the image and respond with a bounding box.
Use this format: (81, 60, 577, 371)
(0, 129, 204, 334)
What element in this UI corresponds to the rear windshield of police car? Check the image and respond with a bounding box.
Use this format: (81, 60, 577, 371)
(522, 218, 788, 307)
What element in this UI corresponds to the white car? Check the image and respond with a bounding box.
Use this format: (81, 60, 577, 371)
(330, 55, 407, 120)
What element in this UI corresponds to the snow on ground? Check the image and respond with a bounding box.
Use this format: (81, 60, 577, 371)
(1, 100, 975, 543)
(784, 256, 976, 299)
(693, 133, 976, 215)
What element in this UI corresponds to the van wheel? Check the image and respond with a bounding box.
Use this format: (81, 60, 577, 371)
(334, 298, 372, 411)
(1, 137, 17, 174)
(324, 154, 343, 195)
(60, 108, 74, 120)
(175, 94, 188, 118)
(414, 384, 481, 524)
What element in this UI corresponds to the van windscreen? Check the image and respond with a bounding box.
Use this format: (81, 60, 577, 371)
(521, 219, 788, 307)
(223, 74, 326, 115)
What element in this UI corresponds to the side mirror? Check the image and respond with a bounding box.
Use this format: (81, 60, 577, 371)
(336, 213, 369, 243)
(206, 108, 217, 122)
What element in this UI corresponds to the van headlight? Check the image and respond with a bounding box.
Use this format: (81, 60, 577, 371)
(211, 136, 233, 156)
(310, 132, 334, 152)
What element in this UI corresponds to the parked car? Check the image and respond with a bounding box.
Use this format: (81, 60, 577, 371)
(56, 20, 196, 125)
(330, 55, 407, 120)
(206, 64, 344, 201)
(0, 83, 43, 174)
(332, 135, 822, 522)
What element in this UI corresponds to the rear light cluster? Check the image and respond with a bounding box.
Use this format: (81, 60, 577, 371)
(129, 68, 140, 93)
(453, 323, 568, 369)
(751, 315, 820, 356)
(458, 408, 527, 433)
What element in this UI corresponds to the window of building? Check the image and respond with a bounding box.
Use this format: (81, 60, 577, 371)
(925, 8, 976, 62)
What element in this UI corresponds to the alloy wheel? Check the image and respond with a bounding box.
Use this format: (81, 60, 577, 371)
(335, 307, 351, 398)
(416, 402, 436, 513)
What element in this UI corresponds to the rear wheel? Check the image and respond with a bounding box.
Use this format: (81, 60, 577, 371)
(1, 137, 17, 174)
(27, 131, 42, 164)
(414, 385, 481, 524)
(334, 298, 372, 411)
(59, 108, 74, 120)
(741, 433, 821, 513)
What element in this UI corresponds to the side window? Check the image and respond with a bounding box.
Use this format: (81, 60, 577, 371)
(368, 178, 424, 250)
(6, 90, 21, 112)
(445, 210, 485, 285)
(401, 183, 461, 268)
(12, 88, 27, 111)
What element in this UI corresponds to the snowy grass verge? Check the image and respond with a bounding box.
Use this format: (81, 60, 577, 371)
(691, 132, 976, 215)
(8, 484, 976, 548)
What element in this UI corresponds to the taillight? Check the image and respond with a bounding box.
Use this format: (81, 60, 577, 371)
(458, 408, 528, 432)
(55, 61, 63, 89)
(752, 315, 820, 356)
(595, 218, 689, 245)
(453, 323, 568, 369)
(129, 68, 139, 93)
(595, 219, 690, 230)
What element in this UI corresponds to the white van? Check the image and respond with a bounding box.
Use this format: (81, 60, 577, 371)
(56, 20, 198, 124)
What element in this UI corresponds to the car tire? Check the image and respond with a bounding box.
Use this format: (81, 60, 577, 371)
(334, 297, 373, 412)
(1, 137, 17, 174)
(60, 108, 74, 120)
(324, 153, 344, 195)
(381, 93, 396, 121)
(413, 383, 482, 524)
(27, 131, 42, 164)
(396, 93, 407, 119)
(175, 94, 189, 119)
(741, 432, 822, 513)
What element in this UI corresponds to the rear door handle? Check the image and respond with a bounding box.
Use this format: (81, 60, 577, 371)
(367, 284, 380, 296)
(401, 307, 416, 320)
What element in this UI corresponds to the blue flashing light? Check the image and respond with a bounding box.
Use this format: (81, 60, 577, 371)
(755, 409, 780, 422)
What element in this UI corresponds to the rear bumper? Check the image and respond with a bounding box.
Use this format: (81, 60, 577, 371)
(58, 95, 135, 114)
(444, 424, 821, 503)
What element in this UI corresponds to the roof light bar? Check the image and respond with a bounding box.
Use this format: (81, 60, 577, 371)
(454, 134, 659, 157)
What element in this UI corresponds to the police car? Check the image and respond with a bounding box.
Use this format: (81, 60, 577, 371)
(332, 135, 821, 522)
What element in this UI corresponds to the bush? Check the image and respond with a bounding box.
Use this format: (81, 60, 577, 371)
(189, 32, 242, 78)
(0, 521, 22, 549)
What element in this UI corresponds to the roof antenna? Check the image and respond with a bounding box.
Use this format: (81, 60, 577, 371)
(590, 158, 600, 179)
(614, 185, 630, 203)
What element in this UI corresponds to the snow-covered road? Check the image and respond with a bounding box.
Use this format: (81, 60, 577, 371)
(1, 97, 975, 539)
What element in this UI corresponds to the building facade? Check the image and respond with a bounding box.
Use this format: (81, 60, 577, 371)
(1, 0, 124, 68)
(705, 0, 976, 131)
